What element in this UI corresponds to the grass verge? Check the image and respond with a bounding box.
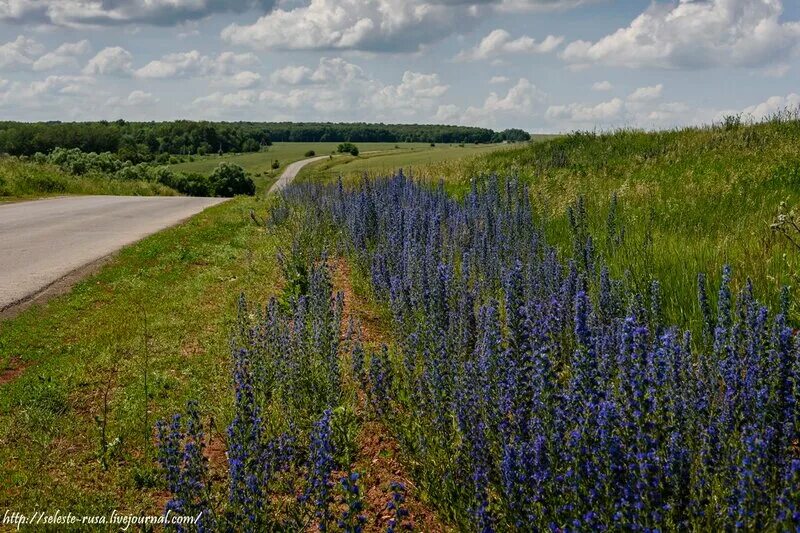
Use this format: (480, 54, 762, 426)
(446, 120, 800, 327)
(0, 196, 283, 514)
(0, 157, 176, 200)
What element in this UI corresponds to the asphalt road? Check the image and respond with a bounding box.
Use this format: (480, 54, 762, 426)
(0, 195, 226, 312)
(268, 155, 329, 194)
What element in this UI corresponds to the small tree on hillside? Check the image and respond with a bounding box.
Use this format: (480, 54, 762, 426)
(337, 143, 359, 156)
(209, 163, 255, 197)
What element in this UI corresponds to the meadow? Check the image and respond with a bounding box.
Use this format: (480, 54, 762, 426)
(150, 169, 800, 530)
(170, 142, 509, 192)
(413, 117, 800, 329)
(296, 142, 516, 184)
(1, 117, 799, 531)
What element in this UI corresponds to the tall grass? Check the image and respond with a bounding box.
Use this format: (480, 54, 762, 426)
(0, 157, 176, 198)
(440, 115, 800, 326)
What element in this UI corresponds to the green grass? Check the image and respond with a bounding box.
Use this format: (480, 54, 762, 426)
(447, 120, 800, 327)
(0, 197, 289, 514)
(296, 142, 511, 184)
(170, 142, 510, 191)
(0, 157, 176, 200)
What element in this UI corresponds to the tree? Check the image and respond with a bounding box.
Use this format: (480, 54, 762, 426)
(500, 128, 531, 142)
(337, 142, 359, 156)
(209, 163, 255, 197)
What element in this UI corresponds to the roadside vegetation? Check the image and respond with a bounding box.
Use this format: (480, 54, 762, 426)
(409, 113, 800, 327)
(3, 114, 800, 530)
(0, 157, 175, 200)
(0, 148, 257, 199)
(150, 168, 799, 530)
(0, 198, 274, 513)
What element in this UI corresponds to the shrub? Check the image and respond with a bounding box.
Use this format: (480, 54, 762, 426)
(209, 162, 255, 197)
(337, 143, 359, 156)
(271, 160, 280, 170)
(305, 150, 316, 157)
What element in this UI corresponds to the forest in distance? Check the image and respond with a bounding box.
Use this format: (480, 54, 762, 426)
(0, 121, 531, 162)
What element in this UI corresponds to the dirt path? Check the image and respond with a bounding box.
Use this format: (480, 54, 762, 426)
(268, 155, 329, 194)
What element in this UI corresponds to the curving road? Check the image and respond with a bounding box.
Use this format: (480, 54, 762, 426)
(268, 155, 329, 194)
(0, 195, 226, 314)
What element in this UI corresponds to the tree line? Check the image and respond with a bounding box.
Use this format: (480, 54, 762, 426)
(0, 121, 530, 161)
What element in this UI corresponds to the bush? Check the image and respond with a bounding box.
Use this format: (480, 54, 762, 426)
(271, 160, 280, 170)
(209, 163, 255, 197)
(304, 150, 316, 157)
(171, 172, 211, 197)
(337, 143, 359, 156)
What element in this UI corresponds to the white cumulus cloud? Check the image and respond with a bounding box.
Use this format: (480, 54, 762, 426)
(134, 50, 258, 79)
(33, 40, 91, 71)
(592, 80, 612, 91)
(0, 36, 46, 70)
(83, 46, 133, 75)
(0, 0, 278, 27)
(443, 78, 546, 127)
(221, 0, 485, 52)
(628, 84, 663, 102)
(562, 0, 800, 69)
(456, 29, 563, 61)
(741, 93, 800, 119)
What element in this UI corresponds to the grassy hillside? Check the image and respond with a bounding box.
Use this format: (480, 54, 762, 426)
(0, 157, 176, 200)
(171, 142, 512, 191)
(296, 142, 511, 183)
(448, 118, 800, 326)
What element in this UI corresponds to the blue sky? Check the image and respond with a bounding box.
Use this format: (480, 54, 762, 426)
(0, 0, 799, 132)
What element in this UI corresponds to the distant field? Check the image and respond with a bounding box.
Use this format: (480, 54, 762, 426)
(169, 142, 413, 190)
(296, 142, 512, 183)
(169, 142, 516, 191)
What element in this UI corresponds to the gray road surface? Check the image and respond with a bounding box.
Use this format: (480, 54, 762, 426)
(0, 195, 226, 312)
(268, 155, 329, 194)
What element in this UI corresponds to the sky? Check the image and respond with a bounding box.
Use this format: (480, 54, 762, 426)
(0, 0, 799, 132)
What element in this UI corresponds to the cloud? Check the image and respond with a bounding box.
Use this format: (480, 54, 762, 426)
(628, 84, 663, 102)
(0, 0, 278, 27)
(561, 0, 800, 69)
(592, 80, 612, 91)
(369, 71, 449, 112)
(455, 29, 563, 61)
(193, 90, 259, 109)
(442, 78, 546, 127)
(192, 57, 449, 121)
(270, 57, 365, 85)
(271, 65, 314, 85)
(32, 40, 91, 71)
(489, 75, 510, 84)
(546, 98, 624, 123)
(544, 83, 700, 129)
(219, 71, 262, 89)
(0, 36, 45, 70)
(0, 74, 96, 109)
(83, 46, 133, 75)
(741, 93, 800, 119)
(495, 0, 596, 11)
(221, 0, 485, 52)
(107, 89, 159, 107)
(134, 50, 257, 79)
